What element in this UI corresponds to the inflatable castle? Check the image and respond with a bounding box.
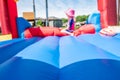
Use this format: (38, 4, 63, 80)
(0, 0, 120, 80)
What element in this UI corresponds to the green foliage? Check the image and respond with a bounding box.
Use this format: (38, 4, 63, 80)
(76, 15, 89, 22)
(61, 15, 89, 23)
(36, 19, 43, 26)
(62, 18, 68, 23)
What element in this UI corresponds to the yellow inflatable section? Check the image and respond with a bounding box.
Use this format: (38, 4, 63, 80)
(0, 34, 12, 41)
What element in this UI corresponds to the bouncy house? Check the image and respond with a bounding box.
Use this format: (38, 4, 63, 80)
(0, 0, 120, 80)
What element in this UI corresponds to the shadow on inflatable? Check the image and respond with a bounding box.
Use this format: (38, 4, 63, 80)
(0, 57, 120, 80)
(60, 59, 120, 80)
(0, 57, 59, 80)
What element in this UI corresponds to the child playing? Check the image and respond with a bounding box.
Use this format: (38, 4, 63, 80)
(61, 8, 75, 35)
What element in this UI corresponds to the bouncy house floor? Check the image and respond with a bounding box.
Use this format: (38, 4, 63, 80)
(0, 33, 120, 80)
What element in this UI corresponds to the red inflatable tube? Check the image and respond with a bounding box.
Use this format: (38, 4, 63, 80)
(98, 0, 107, 11)
(100, 10, 108, 29)
(73, 24, 95, 36)
(24, 27, 68, 38)
(98, 0, 117, 28)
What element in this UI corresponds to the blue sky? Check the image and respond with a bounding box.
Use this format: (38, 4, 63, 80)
(17, 0, 98, 18)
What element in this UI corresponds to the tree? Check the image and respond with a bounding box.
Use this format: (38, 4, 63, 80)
(62, 18, 68, 23)
(76, 15, 89, 22)
(36, 19, 43, 26)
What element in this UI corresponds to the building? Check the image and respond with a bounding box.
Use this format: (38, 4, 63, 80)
(23, 12, 36, 26)
(49, 17, 62, 27)
(39, 17, 63, 27)
(23, 12, 34, 20)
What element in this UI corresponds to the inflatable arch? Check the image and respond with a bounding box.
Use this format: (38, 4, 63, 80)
(0, 0, 117, 38)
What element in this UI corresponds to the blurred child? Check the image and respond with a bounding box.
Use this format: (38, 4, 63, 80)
(61, 8, 75, 35)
